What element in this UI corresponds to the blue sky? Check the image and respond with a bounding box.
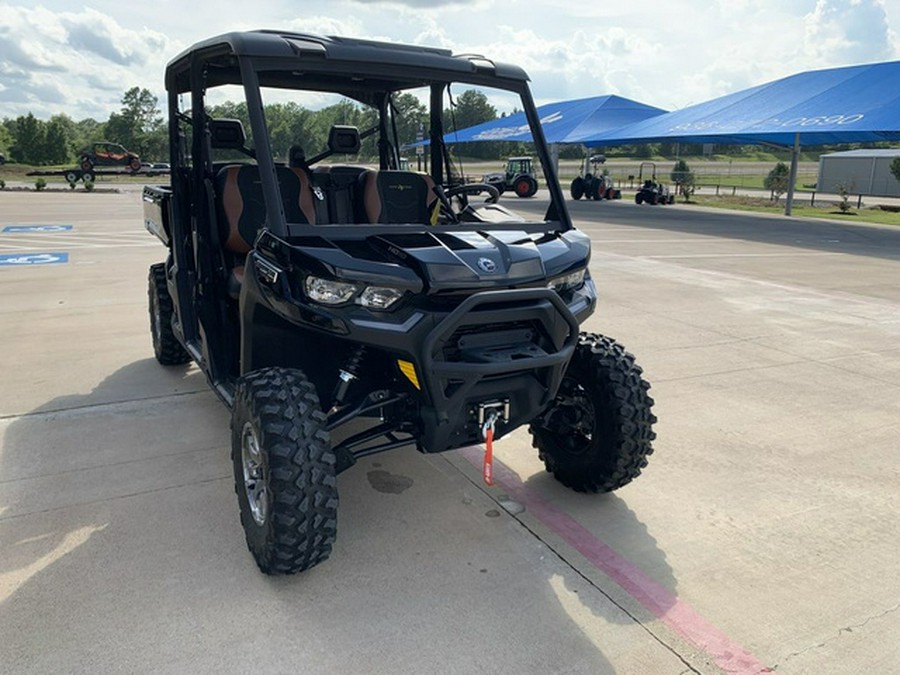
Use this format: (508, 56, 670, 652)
(0, 0, 897, 120)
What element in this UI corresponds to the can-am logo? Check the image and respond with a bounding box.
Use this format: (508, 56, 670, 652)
(477, 257, 497, 273)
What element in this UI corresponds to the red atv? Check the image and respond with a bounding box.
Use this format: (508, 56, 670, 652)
(79, 141, 142, 174)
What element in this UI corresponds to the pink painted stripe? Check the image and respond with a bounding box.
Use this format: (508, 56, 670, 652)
(459, 446, 772, 674)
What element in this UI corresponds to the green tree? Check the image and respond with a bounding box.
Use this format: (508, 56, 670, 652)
(670, 159, 695, 202)
(105, 87, 165, 158)
(103, 111, 133, 148)
(122, 87, 163, 135)
(43, 114, 75, 164)
(443, 89, 498, 160)
(391, 92, 427, 150)
(890, 156, 900, 185)
(11, 113, 47, 164)
(207, 101, 250, 128)
(72, 118, 105, 154)
(0, 121, 12, 156)
(265, 102, 314, 162)
(764, 162, 791, 202)
(445, 89, 496, 131)
(141, 128, 167, 162)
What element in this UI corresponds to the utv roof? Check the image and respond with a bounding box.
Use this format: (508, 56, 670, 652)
(166, 30, 530, 94)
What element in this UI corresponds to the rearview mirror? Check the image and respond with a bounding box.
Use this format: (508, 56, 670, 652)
(327, 125, 361, 155)
(209, 119, 246, 150)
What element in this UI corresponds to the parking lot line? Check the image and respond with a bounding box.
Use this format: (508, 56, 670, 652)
(458, 446, 772, 675)
(643, 252, 843, 259)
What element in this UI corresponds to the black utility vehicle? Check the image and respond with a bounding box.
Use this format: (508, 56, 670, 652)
(634, 162, 675, 205)
(144, 31, 656, 575)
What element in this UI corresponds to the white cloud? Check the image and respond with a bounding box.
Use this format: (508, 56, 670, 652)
(61, 8, 167, 66)
(283, 15, 366, 38)
(0, 4, 171, 118)
(0, 0, 898, 122)
(348, 0, 477, 6)
(802, 0, 893, 63)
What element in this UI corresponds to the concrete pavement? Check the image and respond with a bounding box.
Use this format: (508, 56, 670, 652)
(2, 189, 899, 673)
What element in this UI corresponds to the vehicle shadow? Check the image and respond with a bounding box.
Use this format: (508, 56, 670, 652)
(516, 468, 680, 625)
(0, 360, 630, 673)
(0, 358, 223, 668)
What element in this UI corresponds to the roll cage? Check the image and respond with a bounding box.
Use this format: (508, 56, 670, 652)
(163, 30, 572, 240)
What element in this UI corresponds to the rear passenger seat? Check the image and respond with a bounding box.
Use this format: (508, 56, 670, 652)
(311, 166, 439, 225)
(311, 165, 368, 224)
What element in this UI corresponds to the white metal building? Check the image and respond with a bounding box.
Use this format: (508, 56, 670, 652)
(816, 148, 900, 197)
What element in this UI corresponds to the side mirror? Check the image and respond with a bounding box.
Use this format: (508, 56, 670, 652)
(209, 119, 246, 150)
(327, 125, 361, 155)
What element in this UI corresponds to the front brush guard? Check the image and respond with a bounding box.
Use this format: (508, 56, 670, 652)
(416, 288, 580, 453)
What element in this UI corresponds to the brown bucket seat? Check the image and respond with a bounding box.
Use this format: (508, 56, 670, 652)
(216, 164, 316, 296)
(359, 170, 440, 225)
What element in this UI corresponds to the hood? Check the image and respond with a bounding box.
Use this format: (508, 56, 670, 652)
(292, 228, 591, 292)
(348, 230, 590, 291)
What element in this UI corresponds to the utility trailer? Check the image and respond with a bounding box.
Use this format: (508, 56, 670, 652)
(27, 166, 168, 185)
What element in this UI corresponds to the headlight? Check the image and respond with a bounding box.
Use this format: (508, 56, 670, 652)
(359, 286, 404, 309)
(548, 268, 586, 292)
(304, 276, 404, 310)
(304, 276, 358, 305)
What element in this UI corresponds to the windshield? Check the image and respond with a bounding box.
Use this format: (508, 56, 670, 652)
(174, 55, 568, 233)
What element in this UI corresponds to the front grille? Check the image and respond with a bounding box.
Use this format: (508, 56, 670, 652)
(440, 320, 546, 363)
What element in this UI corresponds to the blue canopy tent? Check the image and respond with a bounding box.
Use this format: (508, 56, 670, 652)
(442, 94, 666, 144)
(580, 60, 900, 213)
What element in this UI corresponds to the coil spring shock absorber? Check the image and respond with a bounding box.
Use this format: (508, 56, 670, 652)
(330, 345, 367, 411)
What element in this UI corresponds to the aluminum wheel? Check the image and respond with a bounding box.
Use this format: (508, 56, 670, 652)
(543, 379, 595, 456)
(241, 422, 268, 526)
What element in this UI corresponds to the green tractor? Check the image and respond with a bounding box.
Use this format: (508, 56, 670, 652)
(482, 156, 540, 198)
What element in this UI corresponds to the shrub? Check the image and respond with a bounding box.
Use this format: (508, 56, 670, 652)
(0, 178, 5, 190)
(84, 179, 95, 192)
(890, 157, 900, 185)
(834, 182, 854, 213)
(670, 159, 695, 202)
(35, 177, 47, 191)
(763, 162, 790, 202)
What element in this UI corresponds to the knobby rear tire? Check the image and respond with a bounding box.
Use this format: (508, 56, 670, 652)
(570, 177, 584, 200)
(148, 263, 191, 366)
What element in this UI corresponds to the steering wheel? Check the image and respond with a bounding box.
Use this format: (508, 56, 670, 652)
(445, 183, 500, 204)
(432, 183, 501, 224)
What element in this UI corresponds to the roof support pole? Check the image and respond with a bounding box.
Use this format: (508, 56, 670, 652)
(239, 57, 286, 236)
(549, 143, 560, 181)
(784, 132, 800, 216)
